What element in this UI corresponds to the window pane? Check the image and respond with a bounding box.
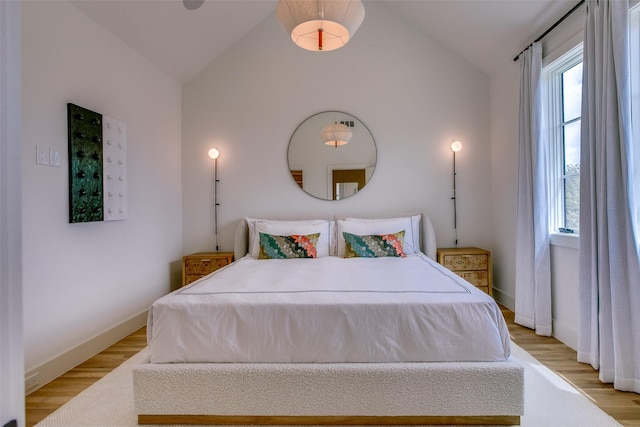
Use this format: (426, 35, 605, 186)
(562, 60, 581, 232)
(564, 174, 580, 230)
(563, 120, 581, 172)
(562, 62, 583, 122)
(545, 47, 583, 234)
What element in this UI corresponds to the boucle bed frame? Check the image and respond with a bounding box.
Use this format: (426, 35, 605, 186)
(133, 215, 524, 425)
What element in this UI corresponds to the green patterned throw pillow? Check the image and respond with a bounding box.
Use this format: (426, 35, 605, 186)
(258, 232, 320, 259)
(343, 231, 407, 258)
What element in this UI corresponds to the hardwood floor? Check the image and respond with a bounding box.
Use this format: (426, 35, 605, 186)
(25, 307, 640, 426)
(501, 307, 640, 427)
(25, 326, 147, 427)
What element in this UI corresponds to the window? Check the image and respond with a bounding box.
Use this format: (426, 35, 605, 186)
(544, 45, 583, 234)
(543, 4, 640, 241)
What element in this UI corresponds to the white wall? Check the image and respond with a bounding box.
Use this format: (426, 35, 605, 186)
(549, 237, 579, 349)
(21, 1, 183, 385)
(182, 3, 493, 256)
(489, 7, 584, 349)
(489, 61, 520, 308)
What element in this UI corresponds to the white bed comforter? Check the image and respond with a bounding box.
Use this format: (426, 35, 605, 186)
(147, 254, 511, 363)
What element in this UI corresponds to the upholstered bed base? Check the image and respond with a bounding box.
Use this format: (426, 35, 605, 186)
(133, 357, 524, 425)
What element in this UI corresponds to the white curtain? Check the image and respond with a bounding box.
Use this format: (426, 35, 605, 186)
(579, 0, 640, 393)
(515, 42, 552, 337)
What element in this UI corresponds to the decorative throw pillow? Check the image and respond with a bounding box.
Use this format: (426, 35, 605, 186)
(247, 218, 332, 258)
(343, 231, 407, 258)
(336, 215, 420, 257)
(258, 232, 320, 259)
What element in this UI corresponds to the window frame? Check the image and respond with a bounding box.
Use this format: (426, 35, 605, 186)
(543, 44, 583, 236)
(631, 3, 640, 238)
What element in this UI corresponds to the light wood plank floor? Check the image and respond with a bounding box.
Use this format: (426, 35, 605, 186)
(501, 307, 640, 427)
(25, 327, 147, 426)
(25, 307, 640, 426)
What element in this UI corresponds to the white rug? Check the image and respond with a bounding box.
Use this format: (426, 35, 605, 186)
(35, 343, 621, 427)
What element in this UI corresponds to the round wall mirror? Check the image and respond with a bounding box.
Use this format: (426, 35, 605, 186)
(287, 111, 376, 201)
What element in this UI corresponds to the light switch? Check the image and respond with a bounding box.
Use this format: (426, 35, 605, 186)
(50, 149, 61, 167)
(36, 146, 49, 165)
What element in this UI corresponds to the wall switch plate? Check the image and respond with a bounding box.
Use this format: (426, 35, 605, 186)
(50, 149, 61, 167)
(36, 145, 49, 165)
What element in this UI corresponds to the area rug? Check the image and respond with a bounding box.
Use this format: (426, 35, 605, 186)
(35, 343, 621, 427)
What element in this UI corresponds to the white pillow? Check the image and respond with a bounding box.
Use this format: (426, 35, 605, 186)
(245, 218, 332, 258)
(336, 215, 421, 257)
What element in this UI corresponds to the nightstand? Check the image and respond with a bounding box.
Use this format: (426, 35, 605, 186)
(182, 252, 234, 286)
(436, 247, 492, 295)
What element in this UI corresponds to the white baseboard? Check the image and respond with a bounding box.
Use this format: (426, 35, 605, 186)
(492, 287, 515, 311)
(25, 310, 148, 395)
(552, 318, 578, 351)
(493, 288, 578, 351)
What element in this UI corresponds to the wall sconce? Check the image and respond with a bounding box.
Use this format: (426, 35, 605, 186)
(208, 148, 220, 251)
(450, 140, 463, 247)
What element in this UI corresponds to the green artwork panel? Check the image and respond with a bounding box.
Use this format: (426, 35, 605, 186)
(68, 103, 104, 223)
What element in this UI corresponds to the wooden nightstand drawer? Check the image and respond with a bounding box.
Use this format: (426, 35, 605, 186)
(437, 247, 492, 296)
(182, 252, 233, 286)
(184, 258, 229, 275)
(457, 270, 489, 288)
(441, 254, 488, 271)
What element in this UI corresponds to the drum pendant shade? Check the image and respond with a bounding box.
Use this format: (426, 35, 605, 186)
(275, 0, 365, 51)
(321, 122, 352, 147)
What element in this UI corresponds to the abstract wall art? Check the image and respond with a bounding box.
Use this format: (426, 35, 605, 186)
(67, 103, 127, 223)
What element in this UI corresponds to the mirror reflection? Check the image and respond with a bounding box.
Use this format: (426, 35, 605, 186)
(287, 111, 376, 201)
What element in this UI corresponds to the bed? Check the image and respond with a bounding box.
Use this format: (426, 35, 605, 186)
(133, 214, 524, 425)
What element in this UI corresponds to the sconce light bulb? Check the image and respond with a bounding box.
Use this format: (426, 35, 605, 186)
(208, 148, 220, 159)
(451, 140, 463, 152)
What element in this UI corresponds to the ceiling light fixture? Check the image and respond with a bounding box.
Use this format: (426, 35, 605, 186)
(183, 0, 204, 11)
(321, 122, 352, 147)
(275, 0, 365, 52)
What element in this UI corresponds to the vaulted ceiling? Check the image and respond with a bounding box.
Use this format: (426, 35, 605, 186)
(70, 0, 579, 84)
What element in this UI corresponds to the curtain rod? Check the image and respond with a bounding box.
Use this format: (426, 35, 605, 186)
(513, 0, 585, 61)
